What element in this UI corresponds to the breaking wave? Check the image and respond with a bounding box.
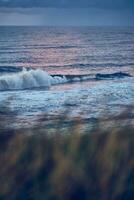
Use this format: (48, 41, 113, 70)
(0, 68, 67, 91)
(0, 67, 132, 91)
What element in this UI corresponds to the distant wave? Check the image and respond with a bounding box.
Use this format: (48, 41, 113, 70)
(0, 67, 132, 91)
(0, 66, 23, 73)
(52, 72, 131, 81)
(45, 63, 134, 69)
(95, 72, 131, 80)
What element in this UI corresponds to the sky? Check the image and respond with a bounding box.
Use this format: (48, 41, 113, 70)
(0, 0, 134, 26)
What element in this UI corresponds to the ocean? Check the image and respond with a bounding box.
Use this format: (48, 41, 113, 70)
(0, 26, 134, 129)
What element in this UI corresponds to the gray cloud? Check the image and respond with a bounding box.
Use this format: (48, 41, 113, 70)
(0, 0, 134, 10)
(0, 1, 134, 26)
(0, 7, 134, 26)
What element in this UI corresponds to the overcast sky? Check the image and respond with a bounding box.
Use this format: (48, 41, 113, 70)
(0, 0, 134, 26)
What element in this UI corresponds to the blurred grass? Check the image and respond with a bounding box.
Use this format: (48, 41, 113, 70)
(0, 103, 134, 200)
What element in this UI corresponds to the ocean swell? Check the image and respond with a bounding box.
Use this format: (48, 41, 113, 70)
(0, 68, 132, 91)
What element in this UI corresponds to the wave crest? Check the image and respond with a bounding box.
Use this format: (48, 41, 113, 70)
(0, 68, 67, 90)
(0, 68, 131, 91)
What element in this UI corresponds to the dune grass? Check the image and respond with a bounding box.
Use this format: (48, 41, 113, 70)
(0, 105, 134, 200)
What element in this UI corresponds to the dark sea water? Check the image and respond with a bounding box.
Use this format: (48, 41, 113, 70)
(0, 26, 134, 129)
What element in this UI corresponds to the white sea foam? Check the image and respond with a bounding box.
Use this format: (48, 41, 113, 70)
(0, 68, 67, 90)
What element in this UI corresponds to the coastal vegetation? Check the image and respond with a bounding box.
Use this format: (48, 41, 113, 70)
(0, 104, 133, 200)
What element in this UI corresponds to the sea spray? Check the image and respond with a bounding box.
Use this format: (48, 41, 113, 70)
(0, 68, 67, 90)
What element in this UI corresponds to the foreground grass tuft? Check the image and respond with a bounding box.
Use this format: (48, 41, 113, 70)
(0, 125, 134, 200)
